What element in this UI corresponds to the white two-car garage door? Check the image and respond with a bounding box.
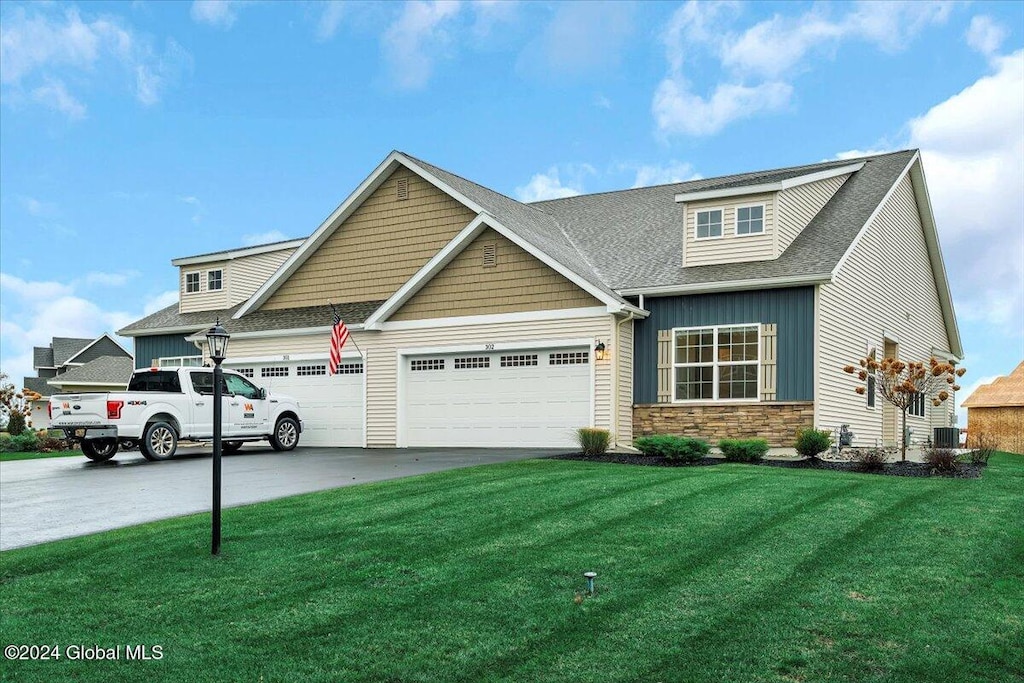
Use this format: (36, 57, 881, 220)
(237, 361, 364, 447)
(401, 347, 592, 448)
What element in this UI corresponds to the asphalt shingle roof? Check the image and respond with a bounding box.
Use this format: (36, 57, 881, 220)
(22, 377, 54, 397)
(33, 347, 55, 369)
(51, 338, 94, 366)
(530, 150, 915, 290)
(49, 357, 134, 387)
(120, 301, 385, 336)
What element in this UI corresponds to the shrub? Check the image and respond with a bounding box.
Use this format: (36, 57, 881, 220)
(575, 428, 611, 456)
(795, 428, 832, 458)
(5, 411, 27, 437)
(633, 435, 709, 463)
(718, 438, 769, 462)
(37, 435, 70, 452)
(9, 432, 39, 452)
(0, 435, 11, 453)
(854, 448, 888, 472)
(968, 433, 996, 465)
(925, 447, 960, 474)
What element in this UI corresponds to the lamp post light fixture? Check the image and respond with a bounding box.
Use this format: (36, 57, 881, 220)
(206, 319, 230, 555)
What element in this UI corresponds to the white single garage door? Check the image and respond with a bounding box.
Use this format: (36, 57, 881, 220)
(237, 360, 363, 447)
(402, 347, 591, 448)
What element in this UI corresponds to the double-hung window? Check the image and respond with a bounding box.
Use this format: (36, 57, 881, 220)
(673, 324, 760, 401)
(695, 209, 723, 239)
(736, 205, 764, 235)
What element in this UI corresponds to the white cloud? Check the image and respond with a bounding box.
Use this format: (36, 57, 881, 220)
(241, 230, 290, 246)
(594, 93, 611, 110)
(629, 161, 702, 188)
(179, 195, 204, 224)
(515, 166, 593, 203)
(381, 0, 462, 90)
(19, 196, 58, 218)
(191, 0, 240, 29)
(316, 1, 346, 41)
(30, 79, 87, 119)
(653, 78, 792, 137)
(517, 2, 634, 79)
(965, 15, 1008, 58)
(653, 0, 953, 137)
(835, 149, 891, 160)
(0, 6, 190, 115)
(0, 273, 173, 394)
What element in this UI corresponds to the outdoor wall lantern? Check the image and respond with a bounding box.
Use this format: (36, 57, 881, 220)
(594, 341, 607, 361)
(206, 319, 230, 555)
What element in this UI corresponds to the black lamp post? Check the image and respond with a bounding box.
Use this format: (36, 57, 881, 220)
(206, 319, 230, 555)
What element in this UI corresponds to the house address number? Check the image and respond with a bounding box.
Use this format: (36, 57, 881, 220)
(484, 344, 494, 350)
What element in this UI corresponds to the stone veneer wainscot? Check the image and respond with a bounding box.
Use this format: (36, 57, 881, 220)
(633, 402, 815, 448)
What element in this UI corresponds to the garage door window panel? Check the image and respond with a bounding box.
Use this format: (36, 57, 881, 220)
(500, 354, 538, 367)
(454, 357, 490, 369)
(335, 363, 364, 374)
(411, 359, 445, 371)
(261, 366, 289, 378)
(297, 365, 327, 376)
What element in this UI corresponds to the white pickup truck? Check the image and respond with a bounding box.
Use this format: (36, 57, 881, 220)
(49, 367, 303, 462)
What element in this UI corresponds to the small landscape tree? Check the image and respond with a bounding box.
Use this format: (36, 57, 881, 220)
(1, 372, 34, 434)
(844, 357, 965, 461)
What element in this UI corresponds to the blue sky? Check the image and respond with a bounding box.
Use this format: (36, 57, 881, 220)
(1, 0, 1022, 422)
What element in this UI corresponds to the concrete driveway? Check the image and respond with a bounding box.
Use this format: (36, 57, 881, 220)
(0, 445, 560, 550)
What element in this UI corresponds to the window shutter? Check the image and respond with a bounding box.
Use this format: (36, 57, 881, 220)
(657, 330, 672, 403)
(760, 323, 777, 401)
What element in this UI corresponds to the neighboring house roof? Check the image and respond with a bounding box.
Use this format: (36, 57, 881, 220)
(51, 337, 94, 366)
(33, 346, 55, 369)
(120, 300, 384, 337)
(962, 362, 1024, 408)
(22, 376, 54, 397)
(47, 356, 135, 389)
(64, 333, 131, 364)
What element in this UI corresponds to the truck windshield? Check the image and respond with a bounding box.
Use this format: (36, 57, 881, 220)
(127, 371, 182, 393)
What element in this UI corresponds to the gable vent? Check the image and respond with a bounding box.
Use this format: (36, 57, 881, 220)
(396, 177, 409, 201)
(482, 243, 497, 268)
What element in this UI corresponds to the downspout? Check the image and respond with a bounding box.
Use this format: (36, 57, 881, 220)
(612, 311, 637, 450)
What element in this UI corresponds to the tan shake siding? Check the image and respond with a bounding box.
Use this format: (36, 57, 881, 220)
(179, 261, 229, 313)
(684, 192, 775, 267)
(390, 228, 602, 321)
(817, 173, 952, 447)
(776, 174, 850, 255)
(228, 249, 296, 306)
(262, 168, 477, 310)
(615, 316, 634, 445)
(224, 315, 617, 447)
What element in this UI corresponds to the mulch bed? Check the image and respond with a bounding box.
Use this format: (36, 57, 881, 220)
(547, 452, 986, 479)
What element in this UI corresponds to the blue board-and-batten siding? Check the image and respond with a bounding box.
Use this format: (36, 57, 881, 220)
(133, 335, 200, 369)
(633, 286, 815, 403)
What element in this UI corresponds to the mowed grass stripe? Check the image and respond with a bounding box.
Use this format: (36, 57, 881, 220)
(1, 456, 1021, 683)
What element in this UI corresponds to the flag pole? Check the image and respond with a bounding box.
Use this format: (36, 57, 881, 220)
(328, 302, 365, 359)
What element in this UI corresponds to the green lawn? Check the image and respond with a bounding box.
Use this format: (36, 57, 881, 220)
(0, 450, 80, 462)
(1, 455, 1021, 683)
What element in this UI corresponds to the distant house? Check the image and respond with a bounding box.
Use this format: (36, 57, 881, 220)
(962, 362, 1024, 455)
(120, 149, 960, 450)
(22, 335, 134, 429)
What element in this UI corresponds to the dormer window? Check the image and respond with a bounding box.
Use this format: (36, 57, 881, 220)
(736, 205, 764, 236)
(208, 270, 223, 291)
(696, 209, 723, 239)
(185, 272, 200, 293)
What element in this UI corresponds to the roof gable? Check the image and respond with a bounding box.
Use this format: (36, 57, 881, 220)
(65, 333, 131, 364)
(47, 356, 134, 388)
(51, 337, 94, 366)
(963, 362, 1024, 408)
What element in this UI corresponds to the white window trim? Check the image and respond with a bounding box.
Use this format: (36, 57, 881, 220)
(671, 323, 762, 403)
(207, 269, 224, 291)
(158, 355, 204, 368)
(908, 391, 926, 419)
(734, 203, 766, 238)
(694, 207, 725, 241)
(185, 272, 201, 293)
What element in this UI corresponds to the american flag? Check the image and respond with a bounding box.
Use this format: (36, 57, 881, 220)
(328, 318, 350, 376)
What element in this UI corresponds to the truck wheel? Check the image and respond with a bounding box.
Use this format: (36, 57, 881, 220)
(141, 421, 178, 461)
(270, 417, 299, 452)
(82, 438, 118, 462)
(223, 441, 243, 454)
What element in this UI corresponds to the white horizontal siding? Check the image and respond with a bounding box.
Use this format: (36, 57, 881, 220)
(228, 249, 296, 306)
(777, 174, 849, 255)
(817, 173, 952, 448)
(616, 316, 634, 446)
(224, 314, 617, 447)
(179, 261, 229, 313)
(684, 193, 775, 267)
